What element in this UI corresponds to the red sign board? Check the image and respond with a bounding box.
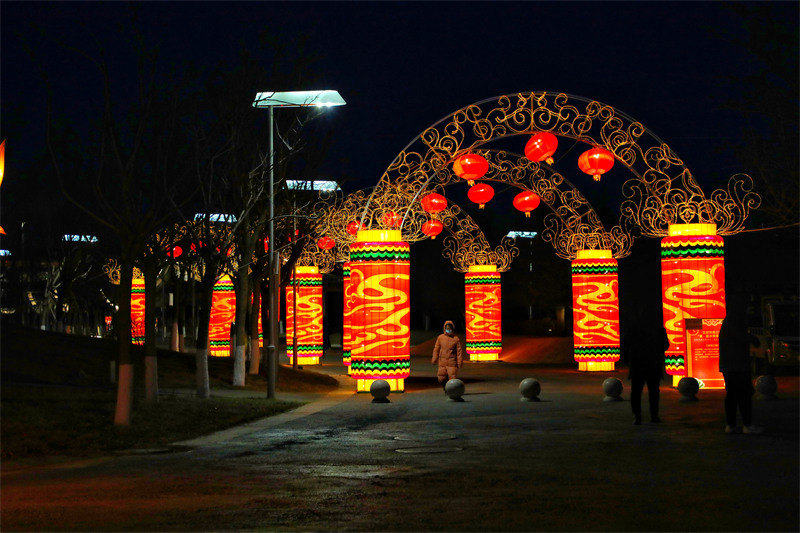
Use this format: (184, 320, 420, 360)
(685, 318, 725, 389)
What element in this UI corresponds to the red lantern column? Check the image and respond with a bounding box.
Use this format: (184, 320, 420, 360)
(209, 275, 235, 357)
(130, 276, 145, 345)
(571, 250, 620, 371)
(349, 230, 411, 392)
(661, 224, 726, 388)
(285, 266, 324, 365)
(342, 261, 353, 374)
(465, 265, 502, 361)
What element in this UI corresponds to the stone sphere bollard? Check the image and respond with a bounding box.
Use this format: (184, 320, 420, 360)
(445, 379, 465, 402)
(370, 380, 391, 403)
(602, 377, 623, 402)
(677, 377, 700, 402)
(519, 378, 541, 402)
(755, 374, 778, 400)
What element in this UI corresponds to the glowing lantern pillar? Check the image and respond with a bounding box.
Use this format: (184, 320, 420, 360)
(285, 266, 323, 365)
(342, 261, 353, 374)
(465, 265, 502, 361)
(571, 250, 620, 371)
(661, 224, 726, 387)
(349, 230, 411, 392)
(209, 275, 235, 357)
(130, 276, 146, 345)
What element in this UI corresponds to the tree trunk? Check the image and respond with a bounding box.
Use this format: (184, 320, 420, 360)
(232, 264, 250, 387)
(170, 263, 180, 351)
(143, 259, 159, 402)
(248, 276, 263, 374)
(114, 258, 135, 426)
(194, 269, 216, 399)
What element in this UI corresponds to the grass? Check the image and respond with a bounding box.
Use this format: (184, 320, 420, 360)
(0, 324, 340, 459)
(1, 385, 300, 460)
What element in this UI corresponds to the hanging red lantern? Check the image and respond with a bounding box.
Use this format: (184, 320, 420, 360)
(422, 219, 444, 239)
(453, 153, 489, 186)
(421, 192, 447, 214)
(346, 220, 363, 236)
(317, 236, 336, 250)
(170, 245, 183, 258)
(513, 190, 541, 218)
(468, 183, 494, 209)
(382, 210, 402, 228)
(524, 132, 558, 165)
(578, 147, 615, 181)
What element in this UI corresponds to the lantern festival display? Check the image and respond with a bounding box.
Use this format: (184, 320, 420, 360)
(453, 153, 489, 186)
(571, 250, 620, 371)
(578, 146, 615, 181)
(130, 276, 146, 345)
(209, 275, 235, 357)
(342, 261, 353, 374)
(349, 230, 411, 392)
(464, 265, 502, 361)
(661, 224, 726, 388)
(251, 292, 264, 348)
(468, 183, 494, 209)
(285, 266, 324, 365)
(422, 219, 444, 239)
(524, 132, 558, 165)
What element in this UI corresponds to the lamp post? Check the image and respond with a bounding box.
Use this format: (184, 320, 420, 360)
(253, 91, 346, 398)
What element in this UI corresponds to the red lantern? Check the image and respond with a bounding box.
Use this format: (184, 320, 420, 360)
(346, 220, 363, 236)
(513, 190, 541, 218)
(453, 153, 489, 185)
(421, 193, 447, 214)
(525, 132, 558, 165)
(317, 236, 336, 250)
(382, 210, 402, 228)
(468, 183, 494, 209)
(578, 147, 615, 181)
(168, 245, 183, 258)
(422, 219, 444, 239)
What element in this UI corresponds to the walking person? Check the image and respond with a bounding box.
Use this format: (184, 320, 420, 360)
(622, 307, 669, 425)
(719, 293, 763, 434)
(432, 320, 464, 392)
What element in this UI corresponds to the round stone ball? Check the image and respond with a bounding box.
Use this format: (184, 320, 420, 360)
(370, 379, 391, 401)
(755, 374, 778, 397)
(677, 377, 700, 397)
(602, 377, 623, 398)
(519, 378, 541, 399)
(445, 378, 465, 400)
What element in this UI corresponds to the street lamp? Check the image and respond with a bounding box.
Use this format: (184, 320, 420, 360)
(253, 90, 346, 398)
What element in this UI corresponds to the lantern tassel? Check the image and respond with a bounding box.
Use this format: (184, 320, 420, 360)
(546, 157, 554, 165)
(593, 174, 601, 182)
(524, 212, 531, 218)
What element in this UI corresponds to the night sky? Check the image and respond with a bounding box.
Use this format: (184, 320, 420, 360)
(2, 1, 797, 327)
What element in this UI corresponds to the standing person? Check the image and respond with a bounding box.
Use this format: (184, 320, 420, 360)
(432, 320, 464, 391)
(719, 293, 763, 434)
(622, 308, 669, 425)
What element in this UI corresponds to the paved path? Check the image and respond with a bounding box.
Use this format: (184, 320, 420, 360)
(2, 359, 798, 532)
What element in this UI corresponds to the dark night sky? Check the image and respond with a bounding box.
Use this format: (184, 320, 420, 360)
(1, 1, 797, 328)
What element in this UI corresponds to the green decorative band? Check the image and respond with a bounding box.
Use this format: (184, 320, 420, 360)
(290, 278, 323, 287)
(131, 287, 145, 294)
(350, 250, 410, 262)
(465, 276, 501, 285)
(466, 341, 502, 349)
(287, 344, 324, 353)
(660, 247, 724, 258)
(350, 358, 411, 372)
(209, 340, 230, 347)
(571, 265, 618, 274)
(574, 346, 620, 355)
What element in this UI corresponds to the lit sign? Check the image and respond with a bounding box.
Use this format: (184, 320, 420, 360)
(286, 180, 340, 192)
(506, 231, 538, 239)
(193, 213, 237, 223)
(62, 235, 98, 243)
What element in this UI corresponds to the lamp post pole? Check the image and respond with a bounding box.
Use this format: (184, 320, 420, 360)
(267, 106, 277, 399)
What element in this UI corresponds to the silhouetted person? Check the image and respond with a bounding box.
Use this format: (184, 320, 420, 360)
(432, 320, 464, 392)
(719, 294, 763, 434)
(622, 312, 669, 425)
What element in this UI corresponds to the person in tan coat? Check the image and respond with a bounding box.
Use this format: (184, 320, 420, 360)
(432, 320, 464, 390)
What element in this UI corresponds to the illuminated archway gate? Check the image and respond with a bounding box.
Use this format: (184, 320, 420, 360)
(312, 92, 758, 386)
